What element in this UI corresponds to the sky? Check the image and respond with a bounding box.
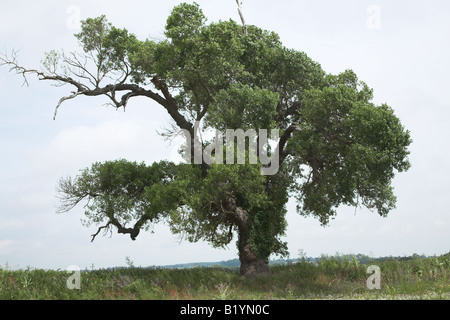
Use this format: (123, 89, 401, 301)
(0, 0, 449, 270)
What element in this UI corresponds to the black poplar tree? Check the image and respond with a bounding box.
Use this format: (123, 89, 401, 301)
(1, 2, 411, 276)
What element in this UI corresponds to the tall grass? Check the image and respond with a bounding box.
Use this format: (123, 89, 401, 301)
(0, 253, 448, 300)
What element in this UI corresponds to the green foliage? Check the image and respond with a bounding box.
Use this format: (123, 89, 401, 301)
(57, 159, 181, 232)
(75, 15, 111, 53)
(206, 83, 279, 131)
(248, 207, 288, 258)
(73, 14, 143, 84)
(287, 70, 412, 224)
(165, 2, 207, 44)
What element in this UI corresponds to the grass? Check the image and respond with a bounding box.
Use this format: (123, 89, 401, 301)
(0, 253, 448, 300)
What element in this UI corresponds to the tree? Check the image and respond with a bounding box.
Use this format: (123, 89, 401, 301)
(0, 2, 411, 277)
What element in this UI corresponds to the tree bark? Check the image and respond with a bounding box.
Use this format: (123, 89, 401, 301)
(238, 231, 271, 277)
(222, 199, 270, 277)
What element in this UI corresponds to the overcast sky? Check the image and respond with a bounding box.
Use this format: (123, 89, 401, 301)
(0, 0, 449, 270)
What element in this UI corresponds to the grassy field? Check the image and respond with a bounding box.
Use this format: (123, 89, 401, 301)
(0, 253, 448, 300)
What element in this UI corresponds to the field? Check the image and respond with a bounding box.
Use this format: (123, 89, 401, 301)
(0, 253, 448, 300)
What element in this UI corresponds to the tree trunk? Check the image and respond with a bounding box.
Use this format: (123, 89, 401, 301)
(238, 233, 271, 277)
(224, 200, 271, 277)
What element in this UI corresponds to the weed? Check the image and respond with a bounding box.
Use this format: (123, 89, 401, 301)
(214, 282, 232, 300)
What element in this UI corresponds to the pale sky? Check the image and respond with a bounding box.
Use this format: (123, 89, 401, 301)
(0, 0, 449, 270)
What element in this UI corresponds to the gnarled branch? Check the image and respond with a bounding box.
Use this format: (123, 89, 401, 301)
(91, 213, 151, 242)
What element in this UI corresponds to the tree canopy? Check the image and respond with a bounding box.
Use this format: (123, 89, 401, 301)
(1, 2, 411, 276)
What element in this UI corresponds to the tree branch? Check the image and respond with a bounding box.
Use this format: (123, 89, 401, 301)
(53, 91, 84, 120)
(91, 221, 112, 242)
(1, 52, 176, 119)
(151, 76, 193, 132)
(235, 0, 248, 36)
(278, 123, 302, 165)
(91, 217, 140, 242)
(276, 100, 302, 124)
(1, 51, 201, 166)
(91, 211, 156, 242)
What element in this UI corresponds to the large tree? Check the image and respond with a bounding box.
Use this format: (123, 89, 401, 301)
(1, 3, 411, 276)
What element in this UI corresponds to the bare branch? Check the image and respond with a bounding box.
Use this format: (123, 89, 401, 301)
(56, 175, 102, 214)
(0, 50, 39, 87)
(1, 50, 195, 144)
(53, 91, 84, 120)
(91, 221, 112, 242)
(1, 52, 166, 118)
(235, 0, 248, 36)
(62, 51, 98, 87)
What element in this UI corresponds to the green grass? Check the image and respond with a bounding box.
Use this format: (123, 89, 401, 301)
(1, 253, 448, 300)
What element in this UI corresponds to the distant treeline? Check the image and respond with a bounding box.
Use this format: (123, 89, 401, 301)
(141, 252, 449, 270)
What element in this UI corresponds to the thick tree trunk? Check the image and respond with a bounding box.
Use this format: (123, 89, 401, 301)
(238, 235, 271, 277)
(223, 199, 271, 277)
